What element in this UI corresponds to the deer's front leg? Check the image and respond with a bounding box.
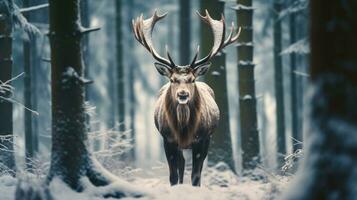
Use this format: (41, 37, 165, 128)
(191, 137, 210, 186)
(163, 138, 180, 186)
(178, 150, 185, 184)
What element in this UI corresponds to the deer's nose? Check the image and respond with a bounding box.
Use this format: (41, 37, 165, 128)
(177, 90, 189, 99)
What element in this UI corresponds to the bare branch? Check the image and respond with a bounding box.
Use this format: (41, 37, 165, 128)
(20, 3, 49, 13)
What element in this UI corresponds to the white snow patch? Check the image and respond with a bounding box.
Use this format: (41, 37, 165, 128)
(242, 95, 253, 100)
(0, 164, 290, 200)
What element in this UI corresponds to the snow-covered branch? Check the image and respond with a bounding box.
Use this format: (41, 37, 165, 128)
(0, 72, 39, 115)
(281, 38, 310, 55)
(279, 0, 309, 19)
(20, 3, 48, 13)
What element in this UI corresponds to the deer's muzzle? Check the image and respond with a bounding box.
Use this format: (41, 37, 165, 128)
(177, 90, 190, 105)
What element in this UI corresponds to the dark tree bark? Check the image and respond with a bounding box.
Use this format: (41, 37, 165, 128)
(47, 1, 133, 197)
(235, 0, 260, 170)
(284, 0, 357, 199)
(179, 0, 190, 65)
(273, 0, 286, 166)
(116, 0, 125, 131)
(0, 1, 16, 176)
(200, 0, 235, 172)
(289, 9, 301, 152)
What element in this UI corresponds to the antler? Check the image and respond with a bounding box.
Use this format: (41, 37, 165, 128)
(132, 10, 175, 68)
(191, 10, 242, 68)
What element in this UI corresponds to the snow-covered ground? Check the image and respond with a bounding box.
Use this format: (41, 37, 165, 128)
(0, 162, 291, 200)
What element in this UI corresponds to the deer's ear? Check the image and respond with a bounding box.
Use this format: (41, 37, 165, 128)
(154, 63, 172, 77)
(193, 63, 211, 77)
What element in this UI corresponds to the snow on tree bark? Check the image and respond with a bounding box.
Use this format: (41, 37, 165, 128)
(235, 0, 260, 170)
(283, 0, 357, 199)
(200, 0, 235, 172)
(47, 0, 143, 198)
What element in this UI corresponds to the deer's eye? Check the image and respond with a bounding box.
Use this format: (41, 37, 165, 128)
(170, 79, 178, 83)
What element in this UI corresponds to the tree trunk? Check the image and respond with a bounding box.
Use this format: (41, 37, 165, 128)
(0, 3, 16, 176)
(284, 0, 357, 199)
(127, 0, 136, 160)
(48, 1, 126, 196)
(23, 0, 39, 170)
(116, 0, 125, 131)
(273, 0, 286, 166)
(289, 10, 301, 152)
(179, 0, 190, 65)
(235, 0, 260, 170)
(200, 0, 235, 171)
(81, 0, 90, 101)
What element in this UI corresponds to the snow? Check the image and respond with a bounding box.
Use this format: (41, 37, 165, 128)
(0, 175, 16, 200)
(0, 163, 290, 200)
(211, 71, 221, 76)
(238, 60, 255, 66)
(278, 0, 308, 19)
(236, 42, 254, 47)
(19, 3, 48, 13)
(242, 95, 253, 100)
(280, 38, 310, 55)
(231, 4, 255, 11)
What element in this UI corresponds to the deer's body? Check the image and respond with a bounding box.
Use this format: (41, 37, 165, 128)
(154, 82, 219, 148)
(132, 9, 240, 186)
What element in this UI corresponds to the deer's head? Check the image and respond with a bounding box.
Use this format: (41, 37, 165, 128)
(132, 10, 241, 105)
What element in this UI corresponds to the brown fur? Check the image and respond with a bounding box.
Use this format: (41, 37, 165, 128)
(155, 82, 219, 149)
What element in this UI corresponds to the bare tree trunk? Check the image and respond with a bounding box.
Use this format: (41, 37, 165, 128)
(235, 0, 260, 170)
(273, 0, 286, 167)
(23, 0, 39, 170)
(200, 0, 235, 171)
(116, 0, 125, 131)
(289, 9, 301, 152)
(0, 2, 16, 176)
(284, 0, 357, 199)
(127, 0, 136, 160)
(179, 0, 190, 65)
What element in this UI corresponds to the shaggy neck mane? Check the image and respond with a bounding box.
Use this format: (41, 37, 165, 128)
(164, 84, 201, 147)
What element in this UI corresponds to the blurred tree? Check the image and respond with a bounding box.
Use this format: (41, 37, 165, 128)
(0, 0, 16, 176)
(116, 0, 125, 131)
(296, 4, 309, 152)
(23, 0, 39, 171)
(273, 0, 286, 166)
(179, 0, 190, 65)
(288, 2, 300, 152)
(127, 0, 136, 159)
(47, 0, 129, 196)
(284, 0, 357, 199)
(235, 0, 260, 170)
(200, 0, 235, 171)
(280, 0, 309, 152)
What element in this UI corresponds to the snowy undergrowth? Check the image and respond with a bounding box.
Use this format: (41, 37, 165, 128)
(0, 160, 291, 200)
(1, 121, 293, 199)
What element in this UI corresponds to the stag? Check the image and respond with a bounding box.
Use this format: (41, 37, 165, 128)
(132, 10, 240, 186)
